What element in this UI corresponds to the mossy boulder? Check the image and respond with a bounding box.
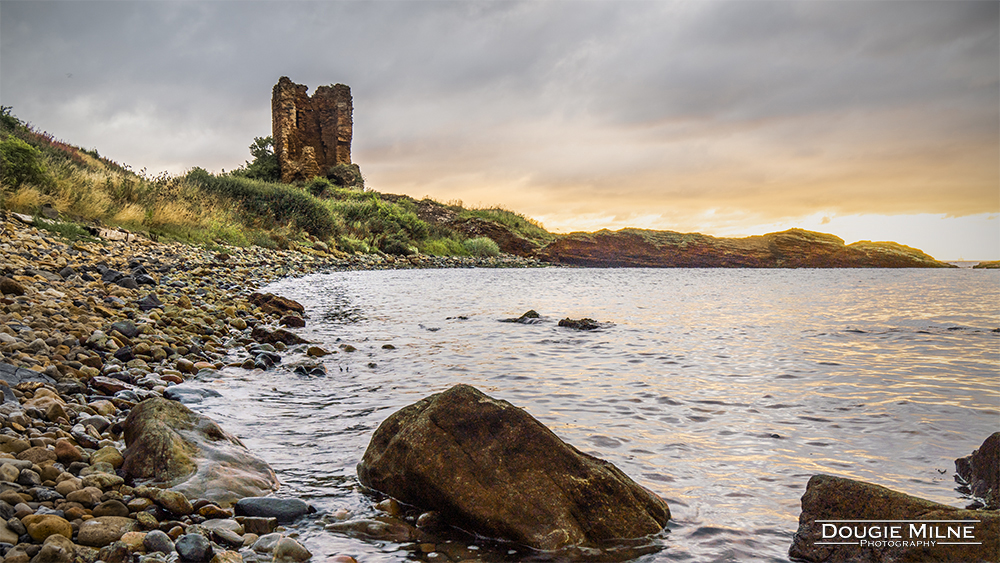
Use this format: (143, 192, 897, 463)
(121, 398, 279, 507)
(789, 474, 999, 562)
(357, 384, 670, 551)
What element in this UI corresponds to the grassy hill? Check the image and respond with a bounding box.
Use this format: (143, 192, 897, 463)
(0, 107, 551, 257)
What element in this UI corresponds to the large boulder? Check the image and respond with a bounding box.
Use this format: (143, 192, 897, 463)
(789, 474, 999, 562)
(956, 433, 999, 509)
(357, 384, 670, 551)
(121, 397, 279, 507)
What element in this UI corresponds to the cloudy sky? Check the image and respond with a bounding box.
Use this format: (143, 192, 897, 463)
(1, 0, 997, 259)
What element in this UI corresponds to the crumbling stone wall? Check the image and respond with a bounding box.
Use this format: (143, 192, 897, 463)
(271, 76, 353, 184)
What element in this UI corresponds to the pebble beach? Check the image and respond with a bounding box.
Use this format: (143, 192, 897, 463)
(0, 210, 544, 563)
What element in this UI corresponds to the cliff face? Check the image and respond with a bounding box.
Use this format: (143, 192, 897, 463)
(535, 228, 954, 268)
(271, 77, 353, 184)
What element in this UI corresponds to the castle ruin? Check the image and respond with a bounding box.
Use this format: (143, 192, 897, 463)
(271, 76, 353, 184)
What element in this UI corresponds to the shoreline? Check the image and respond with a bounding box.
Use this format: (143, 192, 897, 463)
(0, 211, 546, 563)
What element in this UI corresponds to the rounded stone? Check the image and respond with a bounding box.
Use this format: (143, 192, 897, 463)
(77, 515, 138, 547)
(90, 446, 125, 469)
(272, 536, 312, 562)
(234, 497, 314, 523)
(16, 446, 57, 465)
(143, 528, 176, 553)
(32, 533, 76, 563)
(81, 472, 124, 490)
(22, 513, 73, 542)
(120, 530, 147, 551)
(66, 486, 103, 507)
(175, 532, 213, 562)
(154, 489, 193, 516)
(53, 439, 83, 465)
(93, 499, 130, 517)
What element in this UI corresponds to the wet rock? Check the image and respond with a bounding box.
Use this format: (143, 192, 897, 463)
(236, 516, 276, 535)
(200, 518, 244, 535)
(357, 384, 670, 550)
(499, 309, 541, 324)
(250, 326, 308, 346)
(143, 529, 175, 553)
(121, 397, 279, 507)
(250, 532, 282, 553)
(279, 315, 305, 328)
(956, 432, 999, 509)
(234, 497, 314, 523)
(163, 385, 223, 404)
(175, 532, 213, 562)
(272, 536, 311, 561)
(788, 474, 1000, 562)
(306, 346, 329, 357)
(248, 293, 305, 316)
(151, 489, 194, 516)
(292, 364, 326, 376)
(325, 516, 426, 542)
(558, 317, 601, 330)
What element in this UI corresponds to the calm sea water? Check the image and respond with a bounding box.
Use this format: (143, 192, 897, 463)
(193, 268, 998, 562)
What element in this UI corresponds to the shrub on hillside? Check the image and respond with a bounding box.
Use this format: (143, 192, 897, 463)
(308, 176, 332, 197)
(0, 137, 48, 190)
(186, 168, 335, 237)
(381, 233, 416, 256)
(421, 237, 468, 256)
(329, 195, 429, 243)
(463, 236, 500, 257)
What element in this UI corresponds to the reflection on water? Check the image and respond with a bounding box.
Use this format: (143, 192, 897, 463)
(190, 268, 998, 562)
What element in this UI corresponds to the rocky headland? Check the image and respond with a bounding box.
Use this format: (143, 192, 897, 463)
(533, 227, 954, 268)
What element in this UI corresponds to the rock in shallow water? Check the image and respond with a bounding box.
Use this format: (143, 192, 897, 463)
(121, 397, 279, 507)
(234, 497, 315, 523)
(956, 432, 999, 510)
(357, 384, 670, 551)
(788, 474, 1000, 562)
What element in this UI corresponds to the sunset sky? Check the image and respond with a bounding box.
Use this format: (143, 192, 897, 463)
(1, 1, 997, 260)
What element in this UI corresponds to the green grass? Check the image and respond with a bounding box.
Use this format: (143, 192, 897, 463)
(185, 168, 336, 237)
(33, 218, 97, 242)
(456, 206, 554, 244)
(463, 236, 501, 257)
(1, 107, 556, 257)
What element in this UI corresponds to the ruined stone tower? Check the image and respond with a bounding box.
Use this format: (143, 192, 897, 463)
(271, 76, 353, 184)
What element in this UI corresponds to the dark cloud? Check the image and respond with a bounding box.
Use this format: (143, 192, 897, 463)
(1, 0, 996, 256)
